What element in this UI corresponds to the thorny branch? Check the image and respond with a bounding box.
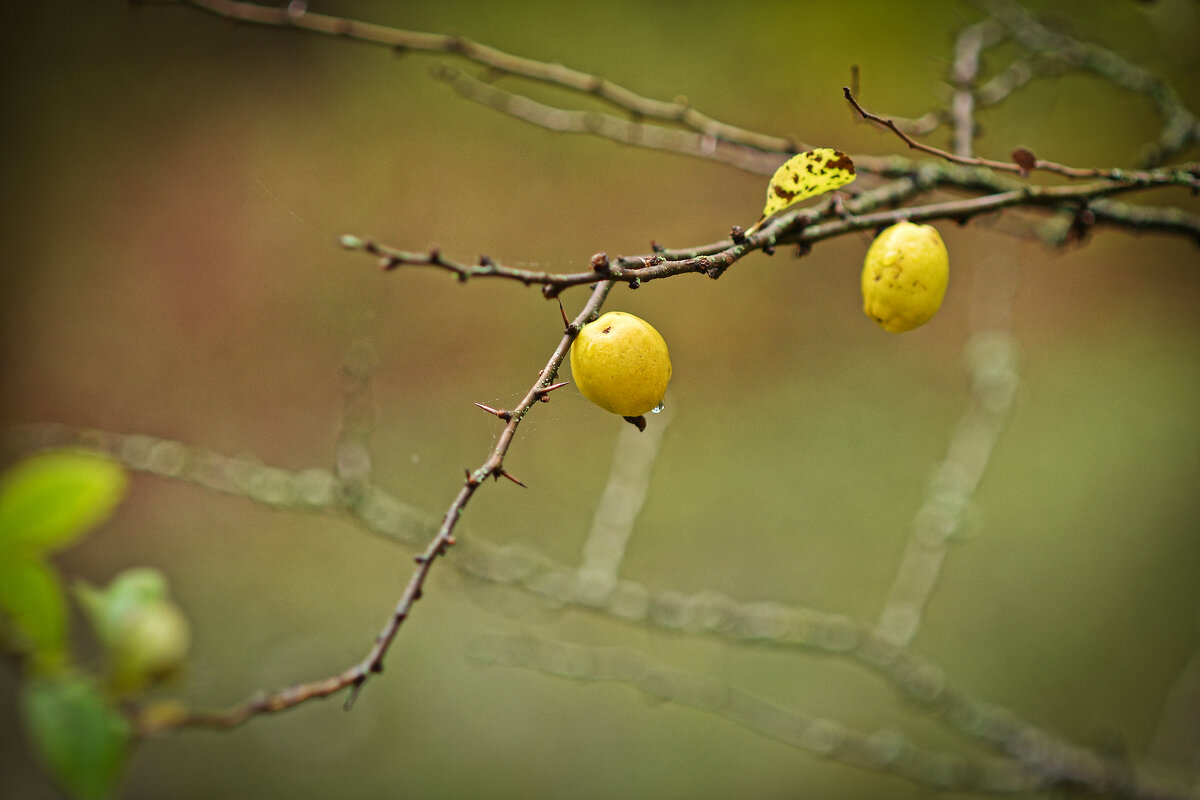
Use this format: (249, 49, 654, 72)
(342, 168, 1198, 296)
(124, 280, 611, 729)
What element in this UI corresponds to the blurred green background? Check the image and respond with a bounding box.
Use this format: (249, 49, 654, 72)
(2, 1, 1198, 798)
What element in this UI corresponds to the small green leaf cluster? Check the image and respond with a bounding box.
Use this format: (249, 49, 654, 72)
(0, 452, 190, 800)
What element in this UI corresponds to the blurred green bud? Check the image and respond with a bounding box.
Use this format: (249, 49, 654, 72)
(109, 601, 190, 694)
(74, 568, 190, 694)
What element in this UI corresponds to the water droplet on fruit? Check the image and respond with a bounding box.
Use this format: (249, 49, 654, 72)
(651, 401, 665, 414)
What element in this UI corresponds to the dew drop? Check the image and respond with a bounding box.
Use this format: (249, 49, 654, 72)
(650, 401, 665, 414)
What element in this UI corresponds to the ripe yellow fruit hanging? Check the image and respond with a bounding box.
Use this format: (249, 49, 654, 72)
(570, 311, 672, 417)
(861, 221, 950, 333)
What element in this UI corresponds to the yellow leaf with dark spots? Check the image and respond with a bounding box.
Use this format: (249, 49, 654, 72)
(749, 148, 855, 233)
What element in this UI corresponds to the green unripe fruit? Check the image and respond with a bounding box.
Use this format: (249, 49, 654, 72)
(110, 601, 190, 693)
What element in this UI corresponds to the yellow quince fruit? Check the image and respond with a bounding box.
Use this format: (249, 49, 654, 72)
(570, 311, 671, 417)
(861, 221, 950, 333)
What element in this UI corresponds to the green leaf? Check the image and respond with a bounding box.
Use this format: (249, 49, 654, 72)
(749, 148, 856, 232)
(23, 674, 133, 800)
(0, 452, 128, 555)
(0, 556, 68, 673)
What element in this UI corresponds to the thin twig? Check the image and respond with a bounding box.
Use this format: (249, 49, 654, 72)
(843, 87, 1199, 189)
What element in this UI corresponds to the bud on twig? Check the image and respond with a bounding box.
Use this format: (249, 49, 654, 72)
(590, 252, 612, 276)
(1012, 147, 1037, 177)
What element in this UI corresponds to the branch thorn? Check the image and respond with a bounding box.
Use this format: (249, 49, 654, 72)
(474, 402, 512, 422)
(535, 380, 570, 396)
(494, 468, 527, 487)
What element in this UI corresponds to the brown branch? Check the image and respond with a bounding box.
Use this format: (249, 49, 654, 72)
(843, 87, 1199, 190)
(343, 169, 1199, 297)
(134, 280, 615, 731)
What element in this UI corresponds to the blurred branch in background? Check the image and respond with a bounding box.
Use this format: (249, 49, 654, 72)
(971, 0, 1200, 167)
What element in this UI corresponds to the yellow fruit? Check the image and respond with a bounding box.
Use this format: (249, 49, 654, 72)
(570, 311, 672, 417)
(861, 221, 950, 333)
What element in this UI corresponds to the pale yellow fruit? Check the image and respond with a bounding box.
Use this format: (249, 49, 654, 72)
(570, 311, 671, 417)
(861, 221, 950, 333)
